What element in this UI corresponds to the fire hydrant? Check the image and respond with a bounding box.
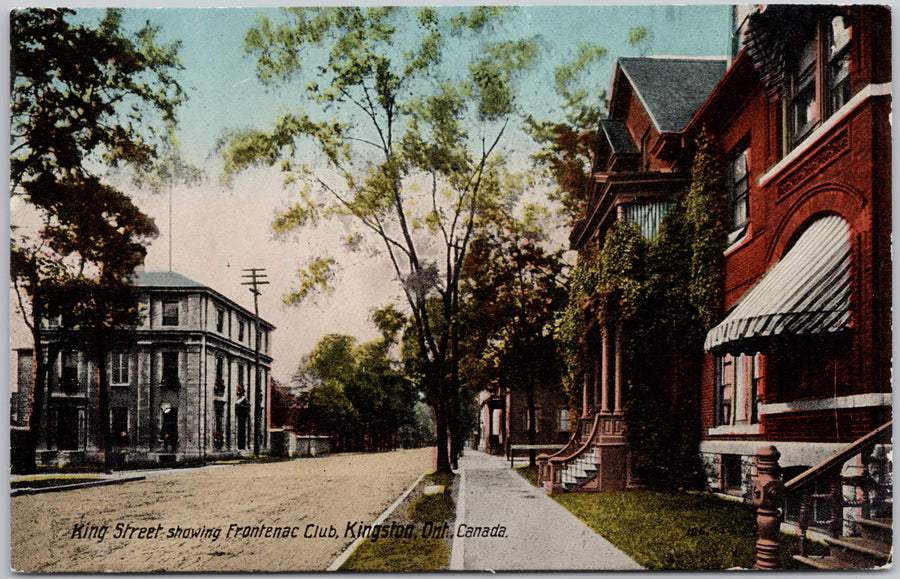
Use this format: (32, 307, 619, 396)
(751, 445, 784, 569)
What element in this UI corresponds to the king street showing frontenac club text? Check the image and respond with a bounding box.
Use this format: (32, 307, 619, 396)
(9, 4, 893, 573)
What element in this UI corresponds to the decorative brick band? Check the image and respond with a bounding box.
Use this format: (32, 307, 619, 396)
(777, 127, 850, 201)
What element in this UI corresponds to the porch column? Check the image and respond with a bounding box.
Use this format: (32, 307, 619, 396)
(614, 323, 623, 413)
(581, 371, 589, 417)
(600, 328, 610, 413)
(593, 357, 601, 409)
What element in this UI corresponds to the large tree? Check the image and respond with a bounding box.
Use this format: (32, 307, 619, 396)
(10, 8, 187, 472)
(218, 7, 541, 471)
(299, 328, 418, 452)
(461, 213, 567, 464)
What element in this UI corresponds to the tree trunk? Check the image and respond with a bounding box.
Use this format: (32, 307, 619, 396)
(432, 379, 452, 473)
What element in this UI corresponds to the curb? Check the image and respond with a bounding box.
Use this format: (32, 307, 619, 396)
(11, 475, 147, 497)
(326, 472, 426, 571)
(448, 465, 467, 570)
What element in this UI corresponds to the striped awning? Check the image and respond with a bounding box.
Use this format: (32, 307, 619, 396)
(704, 215, 851, 354)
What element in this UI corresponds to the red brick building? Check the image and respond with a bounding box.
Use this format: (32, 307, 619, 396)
(695, 4, 891, 498)
(539, 6, 891, 502)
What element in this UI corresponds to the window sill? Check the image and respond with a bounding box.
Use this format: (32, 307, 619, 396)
(724, 224, 751, 256)
(707, 424, 761, 436)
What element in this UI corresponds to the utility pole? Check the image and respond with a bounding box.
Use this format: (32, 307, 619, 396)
(241, 268, 269, 456)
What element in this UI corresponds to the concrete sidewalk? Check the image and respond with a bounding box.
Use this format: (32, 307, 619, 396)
(449, 449, 643, 571)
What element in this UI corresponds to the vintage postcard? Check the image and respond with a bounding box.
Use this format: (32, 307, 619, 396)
(8, 4, 892, 572)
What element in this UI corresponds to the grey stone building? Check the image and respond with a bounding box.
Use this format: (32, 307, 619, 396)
(13, 271, 275, 466)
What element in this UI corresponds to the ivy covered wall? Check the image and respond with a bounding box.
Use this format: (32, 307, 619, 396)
(556, 131, 727, 490)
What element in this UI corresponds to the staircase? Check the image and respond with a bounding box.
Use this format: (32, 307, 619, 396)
(536, 411, 629, 493)
(784, 422, 893, 570)
(794, 516, 892, 569)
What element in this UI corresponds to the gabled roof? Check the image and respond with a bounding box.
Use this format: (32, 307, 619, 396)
(617, 57, 729, 133)
(132, 270, 205, 288)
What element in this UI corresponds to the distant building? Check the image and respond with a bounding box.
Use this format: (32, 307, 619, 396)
(477, 383, 572, 457)
(14, 271, 275, 466)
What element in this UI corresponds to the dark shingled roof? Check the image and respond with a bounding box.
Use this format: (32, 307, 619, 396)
(618, 57, 728, 133)
(132, 270, 205, 288)
(599, 119, 639, 155)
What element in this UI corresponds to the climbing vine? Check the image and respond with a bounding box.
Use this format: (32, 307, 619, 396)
(556, 130, 727, 489)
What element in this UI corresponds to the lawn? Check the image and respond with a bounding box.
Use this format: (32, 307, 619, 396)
(11, 475, 104, 489)
(552, 490, 824, 570)
(339, 471, 455, 571)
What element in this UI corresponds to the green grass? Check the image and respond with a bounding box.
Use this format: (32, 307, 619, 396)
(339, 536, 449, 571)
(425, 471, 455, 488)
(11, 475, 104, 489)
(515, 464, 538, 486)
(408, 491, 454, 522)
(553, 490, 826, 570)
(340, 471, 456, 571)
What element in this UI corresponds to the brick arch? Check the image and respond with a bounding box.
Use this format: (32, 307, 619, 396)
(766, 183, 866, 262)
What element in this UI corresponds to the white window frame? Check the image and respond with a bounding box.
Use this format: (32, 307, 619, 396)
(110, 352, 130, 385)
(715, 353, 760, 428)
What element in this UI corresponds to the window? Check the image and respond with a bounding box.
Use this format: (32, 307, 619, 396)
(215, 356, 225, 389)
(557, 409, 571, 432)
(727, 143, 750, 237)
(162, 301, 179, 326)
(111, 353, 130, 385)
(786, 10, 852, 150)
(715, 353, 760, 427)
(162, 352, 179, 386)
(721, 454, 743, 494)
(61, 351, 79, 385)
(239, 319, 246, 342)
(110, 407, 129, 442)
(216, 309, 225, 333)
(827, 14, 851, 115)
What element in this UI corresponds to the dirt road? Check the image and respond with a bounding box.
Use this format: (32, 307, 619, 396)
(10, 448, 431, 572)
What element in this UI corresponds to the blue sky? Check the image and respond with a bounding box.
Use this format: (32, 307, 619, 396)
(108, 5, 733, 163)
(11, 5, 733, 384)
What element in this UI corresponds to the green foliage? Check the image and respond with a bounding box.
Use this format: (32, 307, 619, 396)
(553, 491, 826, 570)
(282, 257, 336, 306)
(627, 26, 652, 56)
(553, 491, 756, 570)
(514, 465, 538, 486)
(339, 536, 449, 571)
(220, 7, 546, 471)
(10, 8, 187, 471)
(526, 40, 607, 216)
(555, 131, 728, 490)
(298, 323, 421, 450)
(460, 215, 566, 397)
(408, 491, 454, 523)
(11, 476, 103, 489)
